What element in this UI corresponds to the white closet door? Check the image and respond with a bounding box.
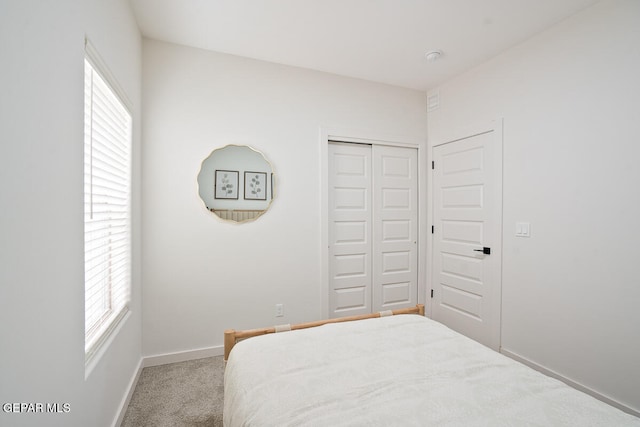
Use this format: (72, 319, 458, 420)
(328, 142, 418, 318)
(328, 143, 372, 317)
(372, 145, 418, 311)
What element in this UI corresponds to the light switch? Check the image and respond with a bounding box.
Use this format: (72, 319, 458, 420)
(516, 222, 530, 237)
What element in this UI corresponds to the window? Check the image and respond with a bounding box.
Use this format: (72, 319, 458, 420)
(84, 53, 132, 364)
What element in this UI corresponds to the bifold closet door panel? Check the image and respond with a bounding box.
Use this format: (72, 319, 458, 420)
(372, 145, 418, 312)
(328, 143, 373, 317)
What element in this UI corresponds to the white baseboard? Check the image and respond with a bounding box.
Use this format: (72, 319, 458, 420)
(500, 348, 639, 418)
(143, 345, 224, 368)
(112, 356, 144, 427)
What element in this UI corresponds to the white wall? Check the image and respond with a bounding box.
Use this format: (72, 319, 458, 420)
(0, 1, 142, 426)
(427, 0, 640, 413)
(141, 39, 427, 358)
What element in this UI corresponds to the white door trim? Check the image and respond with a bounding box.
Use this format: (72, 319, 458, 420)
(320, 126, 427, 319)
(426, 119, 503, 333)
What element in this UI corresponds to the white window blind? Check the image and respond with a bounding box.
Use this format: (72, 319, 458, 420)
(84, 56, 132, 363)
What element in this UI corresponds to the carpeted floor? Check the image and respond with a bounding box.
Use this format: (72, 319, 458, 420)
(121, 356, 225, 427)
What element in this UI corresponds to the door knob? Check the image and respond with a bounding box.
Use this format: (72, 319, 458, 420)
(474, 247, 491, 255)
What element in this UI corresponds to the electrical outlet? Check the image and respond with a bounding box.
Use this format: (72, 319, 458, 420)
(275, 304, 284, 317)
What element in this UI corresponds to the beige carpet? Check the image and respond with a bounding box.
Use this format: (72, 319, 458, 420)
(121, 356, 225, 427)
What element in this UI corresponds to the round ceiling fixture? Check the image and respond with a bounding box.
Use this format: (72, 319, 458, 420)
(425, 50, 443, 62)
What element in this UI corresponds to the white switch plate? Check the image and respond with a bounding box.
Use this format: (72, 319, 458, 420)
(275, 304, 284, 317)
(516, 222, 530, 237)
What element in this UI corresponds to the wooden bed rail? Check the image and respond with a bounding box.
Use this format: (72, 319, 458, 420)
(224, 304, 424, 361)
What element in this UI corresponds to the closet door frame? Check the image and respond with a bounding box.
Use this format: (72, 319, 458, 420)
(320, 127, 427, 319)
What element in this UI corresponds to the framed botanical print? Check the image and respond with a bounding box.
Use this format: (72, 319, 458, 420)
(244, 171, 267, 200)
(215, 170, 239, 199)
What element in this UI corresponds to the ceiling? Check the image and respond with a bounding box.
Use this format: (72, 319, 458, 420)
(130, 0, 599, 91)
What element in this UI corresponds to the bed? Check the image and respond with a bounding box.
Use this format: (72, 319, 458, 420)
(223, 306, 639, 426)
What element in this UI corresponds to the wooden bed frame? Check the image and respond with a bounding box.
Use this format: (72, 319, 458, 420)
(224, 304, 424, 360)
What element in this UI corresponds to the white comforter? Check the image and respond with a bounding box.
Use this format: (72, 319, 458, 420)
(224, 315, 639, 426)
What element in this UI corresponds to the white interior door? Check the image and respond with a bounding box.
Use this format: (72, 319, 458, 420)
(432, 129, 502, 350)
(329, 142, 418, 318)
(373, 145, 418, 311)
(328, 143, 372, 317)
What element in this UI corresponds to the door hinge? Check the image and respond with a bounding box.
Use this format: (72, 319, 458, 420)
(432, 161, 435, 170)
(431, 225, 434, 234)
(430, 289, 434, 298)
